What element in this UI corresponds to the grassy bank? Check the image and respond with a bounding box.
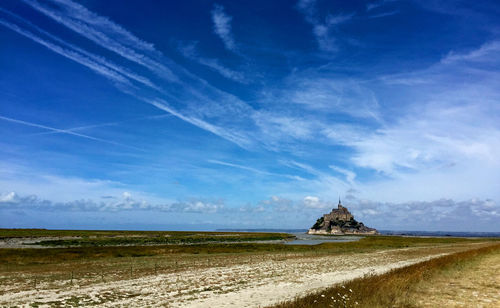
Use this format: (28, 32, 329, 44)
(270, 243, 500, 308)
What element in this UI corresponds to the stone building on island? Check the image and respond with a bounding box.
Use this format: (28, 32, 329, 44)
(308, 198, 378, 235)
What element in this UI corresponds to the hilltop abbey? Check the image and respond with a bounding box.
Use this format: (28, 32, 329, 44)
(307, 199, 378, 235)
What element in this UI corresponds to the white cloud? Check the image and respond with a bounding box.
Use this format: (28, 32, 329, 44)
(321, 102, 500, 202)
(211, 4, 236, 51)
(307, 40, 500, 203)
(350, 198, 500, 232)
(169, 200, 224, 213)
(303, 196, 322, 208)
(0, 192, 18, 203)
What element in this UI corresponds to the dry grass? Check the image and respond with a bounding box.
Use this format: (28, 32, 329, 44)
(410, 246, 500, 307)
(270, 243, 500, 308)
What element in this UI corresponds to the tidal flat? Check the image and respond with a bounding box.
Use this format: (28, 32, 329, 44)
(0, 229, 498, 307)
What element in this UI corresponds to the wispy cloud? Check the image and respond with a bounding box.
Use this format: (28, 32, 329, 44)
(251, 111, 315, 143)
(441, 41, 500, 64)
(367, 10, 399, 19)
(211, 4, 236, 51)
(262, 74, 381, 120)
(282, 160, 323, 177)
(279, 160, 352, 198)
(22, 0, 178, 81)
(143, 98, 254, 149)
(366, 0, 397, 12)
(49, 0, 156, 52)
(2, 1, 257, 149)
(208, 159, 304, 180)
(0, 7, 160, 91)
(178, 41, 246, 82)
(329, 165, 356, 184)
(296, 0, 353, 52)
(0, 18, 132, 88)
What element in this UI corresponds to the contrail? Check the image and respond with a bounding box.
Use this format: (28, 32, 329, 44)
(0, 115, 143, 151)
(29, 114, 171, 136)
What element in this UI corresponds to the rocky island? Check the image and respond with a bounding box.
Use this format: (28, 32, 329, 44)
(308, 199, 378, 235)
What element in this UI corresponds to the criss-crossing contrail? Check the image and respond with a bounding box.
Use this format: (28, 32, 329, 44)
(0, 115, 143, 151)
(29, 114, 171, 136)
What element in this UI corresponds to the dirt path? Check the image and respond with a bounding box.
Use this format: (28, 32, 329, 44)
(0, 243, 490, 307)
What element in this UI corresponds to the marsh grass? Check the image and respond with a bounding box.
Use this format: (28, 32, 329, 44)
(270, 243, 500, 308)
(0, 228, 294, 246)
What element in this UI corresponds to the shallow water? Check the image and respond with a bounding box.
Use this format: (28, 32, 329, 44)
(285, 232, 362, 245)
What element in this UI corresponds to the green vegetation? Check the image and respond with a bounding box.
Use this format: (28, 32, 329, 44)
(270, 243, 500, 308)
(32, 233, 293, 247)
(311, 217, 323, 229)
(331, 217, 361, 228)
(0, 228, 291, 240)
(0, 228, 294, 247)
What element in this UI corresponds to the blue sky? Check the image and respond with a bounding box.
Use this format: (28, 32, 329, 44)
(1, 0, 499, 231)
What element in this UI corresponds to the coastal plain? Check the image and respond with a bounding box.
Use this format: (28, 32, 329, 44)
(0, 229, 498, 307)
